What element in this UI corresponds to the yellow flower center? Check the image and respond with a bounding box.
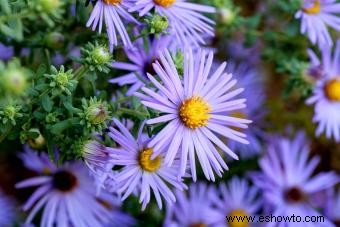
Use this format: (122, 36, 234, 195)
(103, 0, 121, 5)
(154, 0, 176, 7)
(139, 148, 161, 172)
(324, 78, 340, 101)
(227, 209, 250, 227)
(189, 223, 206, 227)
(179, 96, 211, 129)
(303, 0, 320, 14)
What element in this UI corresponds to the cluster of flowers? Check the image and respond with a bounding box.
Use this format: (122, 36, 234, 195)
(0, 0, 340, 226)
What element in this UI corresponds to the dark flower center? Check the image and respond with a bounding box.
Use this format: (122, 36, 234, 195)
(143, 59, 158, 77)
(52, 170, 78, 192)
(285, 187, 306, 203)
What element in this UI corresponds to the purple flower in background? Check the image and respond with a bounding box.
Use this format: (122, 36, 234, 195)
(164, 183, 220, 227)
(295, 0, 340, 48)
(16, 162, 112, 227)
(0, 43, 14, 61)
(250, 131, 338, 227)
(98, 191, 136, 227)
(110, 36, 170, 95)
(129, 0, 215, 48)
(0, 190, 15, 226)
(87, 0, 140, 51)
(307, 40, 340, 142)
(108, 119, 187, 210)
(325, 189, 340, 225)
(136, 49, 251, 181)
(226, 62, 266, 158)
(210, 177, 262, 227)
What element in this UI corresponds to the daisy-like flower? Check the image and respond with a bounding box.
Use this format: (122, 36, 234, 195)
(86, 0, 139, 51)
(250, 131, 338, 227)
(74, 139, 115, 192)
(19, 145, 56, 173)
(98, 191, 136, 227)
(164, 183, 220, 227)
(295, 0, 340, 48)
(307, 40, 340, 142)
(129, 0, 216, 48)
(16, 161, 112, 227)
(110, 36, 170, 95)
(210, 177, 262, 227)
(325, 189, 340, 225)
(107, 119, 187, 210)
(0, 190, 16, 226)
(135, 49, 251, 181)
(226, 62, 265, 158)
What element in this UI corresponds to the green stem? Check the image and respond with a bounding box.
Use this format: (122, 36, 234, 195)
(74, 65, 89, 80)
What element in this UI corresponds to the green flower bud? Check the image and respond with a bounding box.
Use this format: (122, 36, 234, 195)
(3, 68, 28, 95)
(46, 66, 77, 96)
(91, 46, 111, 65)
(218, 8, 236, 25)
(86, 101, 109, 125)
(38, 0, 61, 13)
(0, 104, 23, 125)
(79, 97, 111, 133)
(46, 32, 64, 49)
(81, 42, 112, 73)
(149, 14, 169, 34)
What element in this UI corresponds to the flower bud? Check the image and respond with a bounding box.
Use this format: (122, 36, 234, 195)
(86, 101, 109, 125)
(3, 68, 28, 95)
(28, 129, 46, 150)
(38, 0, 61, 13)
(219, 8, 236, 25)
(91, 46, 112, 65)
(149, 14, 169, 34)
(46, 32, 64, 49)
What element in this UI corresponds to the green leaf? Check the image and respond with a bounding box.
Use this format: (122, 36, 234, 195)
(50, 118, 79, 134)
(41, 95, 53, 112)
(0, 0, 11, 14)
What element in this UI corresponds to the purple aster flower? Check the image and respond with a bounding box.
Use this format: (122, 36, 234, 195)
(107, 118, 187, 210)
(79, 140, 115, 192)
(163, 183, 220, 227)
(129, 0, 215, 48)
(0, 190, 16, 226)
(307, 40, 340, 142)
(86, 0, 140, 51)
(0, 43, 14, 61)
(16, 161, 112, 227)
(226, 62, 266, 158)
(110, 36, 171, 95)
(98, 191, 136, 227)
(19, 145, 57, 174)
(250, 131, 338, 227)
(210, 177, 262, 227)
(295, 0, 340, 48)
(135, 49, 251, 181)
(325, 189, 340, 225)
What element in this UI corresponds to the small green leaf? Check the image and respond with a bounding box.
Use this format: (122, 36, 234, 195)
(41, 95, 53, 112)
(0, 0, 11, 14)
(50, 118, 80, 134)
